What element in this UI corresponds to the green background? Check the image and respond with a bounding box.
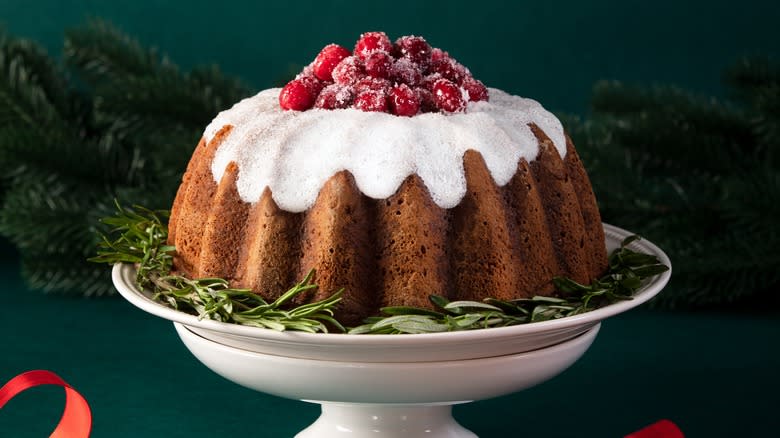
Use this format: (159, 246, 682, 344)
(2, 0, 779, 114)
(1, 1, 779, 437)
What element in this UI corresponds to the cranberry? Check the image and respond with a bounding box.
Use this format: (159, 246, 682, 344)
(354, 90, 388, 112)
(364, 51, 392, 79)
(332, 56, 364, 85)
(420, 73, 443, 91)
(278, 32, 488, 116)
(394, 36, 432, 69)
(279, 79, 316, 111)
(355, 77, 391, 94)
(312, 44, 351, 81)
(432, 78, 466, 113)
(429, 57, 470, 84)
(354, 31, 393, 60)
(315, 84, 355, 109)
(389, 84, 420, 117)
(430, 47, 449, 63)
(461, 77, 489, 102)
(415, 87, 437, 113)
(389, 58, 422, 87)
(297, 74, 325, 95)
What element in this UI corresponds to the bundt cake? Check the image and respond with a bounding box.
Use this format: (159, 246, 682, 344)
(168, 32, 608, 326)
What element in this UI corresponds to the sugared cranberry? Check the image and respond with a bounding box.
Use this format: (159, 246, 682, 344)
(429, 57, 470, 84)
(461, 77, 489, 102)
(332, 56, 364, 85)
(430, 47, 449, 63)
(313, 44, 351, 81)
(354, 31, 393, 60)
(420, 73, 443, 91)
(415, 88, 436, 113)
(355, 77, 391, 94)
(297, 74, 325, 95)
(315, 84, 355, 109)
(394, 36, 432, 69)
(364, 51, 392, 79)
(279, 32, 488, 116)
(432, 78, 466, 113)
(389, 84, 420, 117)
(354, 90, 388, 112)
(389, 58, 422, 87)
(279, 79, 316, 111)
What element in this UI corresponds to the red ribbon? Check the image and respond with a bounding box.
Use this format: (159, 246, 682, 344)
(0, 370, 92, 438)
(625, 419, 684, 438)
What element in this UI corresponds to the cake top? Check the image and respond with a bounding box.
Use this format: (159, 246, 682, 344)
(279, 32, 489, 116)
(206, 88, 566, 212)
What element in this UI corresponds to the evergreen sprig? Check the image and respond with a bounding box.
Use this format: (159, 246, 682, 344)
(561, 56, 780, 308)
(0, 21, 253, 296)
(90, 203, 344, 333)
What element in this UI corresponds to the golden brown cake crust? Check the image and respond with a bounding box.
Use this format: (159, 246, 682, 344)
(169, 125, 608, 326)
(450, 150, 523, 302)
(528, 124, 592, 286)
(563, 136, 609, 278)
(376, 174, 451, 309)
(168, 125, 233, 275)
(234, 187, 302, 300)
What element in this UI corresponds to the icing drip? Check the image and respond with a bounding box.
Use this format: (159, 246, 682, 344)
(205, 88, 566, 212)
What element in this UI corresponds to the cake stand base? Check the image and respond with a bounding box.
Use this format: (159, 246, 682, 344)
(297, 403, 476, 438)
(113, 224, 671, 438)
(172, 322, 602, 438)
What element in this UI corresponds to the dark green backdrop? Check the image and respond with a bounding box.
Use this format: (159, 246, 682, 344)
(1, 1, 779, 437)
(2, 0, 778, 114)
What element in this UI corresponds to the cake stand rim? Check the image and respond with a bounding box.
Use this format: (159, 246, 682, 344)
(174, 320, 601, 367)
(172, 321, 601, 403)
(112, 222, 670, 344)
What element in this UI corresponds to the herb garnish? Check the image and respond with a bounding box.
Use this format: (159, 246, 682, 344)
(350, 236, 669, 334)
(90, 203, 344, 333)
(92, 204, 667, 334)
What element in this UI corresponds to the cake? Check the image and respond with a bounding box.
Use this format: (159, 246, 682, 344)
(167, 32, 608, 326)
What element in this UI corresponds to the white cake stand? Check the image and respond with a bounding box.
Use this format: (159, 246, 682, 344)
(113, 224, 671, 438)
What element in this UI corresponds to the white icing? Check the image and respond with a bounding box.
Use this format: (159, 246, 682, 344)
(205, 88, 566, 212)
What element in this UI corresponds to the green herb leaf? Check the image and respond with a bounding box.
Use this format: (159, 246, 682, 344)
(91, 202, 344, 333)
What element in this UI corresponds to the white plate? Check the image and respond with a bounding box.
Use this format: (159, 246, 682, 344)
(174, 321, 601, 404)
(173, 322, 602, 438)
(113, 223, 670, 362)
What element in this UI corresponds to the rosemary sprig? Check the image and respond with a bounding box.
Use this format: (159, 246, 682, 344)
(90, 203, 345, 333)
(90, 202, 174, 289)
(348, 236, 669, 334)
(92, 203, 668, 335)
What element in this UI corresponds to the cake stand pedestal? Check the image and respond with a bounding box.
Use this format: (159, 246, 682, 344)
(174, 321, 599, 438)
(297, 404, 475, 438)
(113, 224, 670, 438)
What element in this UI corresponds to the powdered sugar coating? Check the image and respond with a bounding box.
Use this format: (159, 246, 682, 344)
(205, 88, 566, 212)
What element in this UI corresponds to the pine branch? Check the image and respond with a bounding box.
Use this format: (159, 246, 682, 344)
(21, 252, 114, 296)
(565, 57, 780, 308)
(64, 19, 175, 85)
(723, 56, 780, 105)
(724, 58, 780, 165)
(0, 22, 253, 296)
(65, 20, 251, 133)
(588, 81, 756, 175)
(0, 35, 70, 127)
